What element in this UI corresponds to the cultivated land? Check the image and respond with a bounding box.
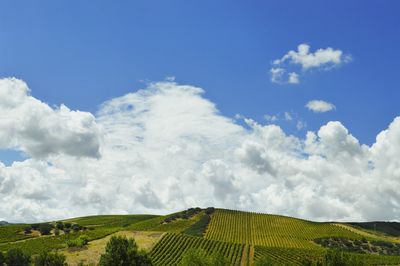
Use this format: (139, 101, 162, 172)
(1, 208, 400, 265)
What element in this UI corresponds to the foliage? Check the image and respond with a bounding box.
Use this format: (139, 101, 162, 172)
(184, 214, 211, 237)
(98, 235, 152, 266)
(179, 248, 228, 266)
(5, 248, 31, 266)
(39, 223, 53, 236)
(66, 235, 89, 248)
(162, 208, 202, 224)
(0, 252, 4, 265)
(55, 222, 64, 230)
(32, 251, 67, 266)
(324, 250, 364, 266)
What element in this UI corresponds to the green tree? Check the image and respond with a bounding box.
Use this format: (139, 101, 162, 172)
(98, 236, 152, 266)
(5, 248, 30, 266)
(39, 223, 53, 235)
(33, 251, 67, 266)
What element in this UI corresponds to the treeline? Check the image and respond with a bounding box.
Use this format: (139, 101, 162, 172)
(24, 222, 89, 236)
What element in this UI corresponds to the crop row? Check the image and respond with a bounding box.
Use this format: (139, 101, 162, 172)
(254, 246, 324, 265)
(205, 209, 363, 248)
(150, 233, 244, 266)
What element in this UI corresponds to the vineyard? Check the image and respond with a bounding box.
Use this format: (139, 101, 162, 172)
(150, 233, 245, 266)
(205, 209, 371, 248)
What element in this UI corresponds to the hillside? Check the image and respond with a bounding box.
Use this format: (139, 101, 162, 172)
(1, 208, 400, 265)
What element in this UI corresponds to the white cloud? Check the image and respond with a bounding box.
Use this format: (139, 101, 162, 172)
(288, 72, 300, 84)
(270, 67, 285, 84)
(0, 78, 399, 223)
(0, 78, 101, 158)
(270, 43, 351, 84)
(306, 100, 336, 113)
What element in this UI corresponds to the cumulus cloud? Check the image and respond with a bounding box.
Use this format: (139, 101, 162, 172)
(270, 43, 351, 84)
(0, 78, 101, 158)
(0, 78, 399, 223)
(306, 100, 336, 113)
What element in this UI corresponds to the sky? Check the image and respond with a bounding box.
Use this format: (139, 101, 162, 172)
(0, 1, 400, 222)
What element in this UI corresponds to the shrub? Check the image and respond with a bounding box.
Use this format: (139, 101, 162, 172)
(324, 250, 364, 266)
(66, 235, 89, 248)
(55, 222, 64, 230)
(5, 248, 31, 266)
(33, 251, 67, 266)
(64, 222, 71, 229)
(0, 252, 4, 265)
(39, 223, 53, 235)
(99, 236, 152, 266)
(72, 224, 82, 232)
(24, 226, 32, 234)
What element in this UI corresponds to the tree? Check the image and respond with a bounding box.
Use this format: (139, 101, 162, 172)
(24, 226, 32, 234)
(98, 236, 152, 266)
(5, 248, 31, 266)
(33, 251, 67, 266)
(39, 223, 53, 235)
(55, 222, 64, 230)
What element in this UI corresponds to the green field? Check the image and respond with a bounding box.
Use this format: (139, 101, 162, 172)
(1, 208, 400, 265)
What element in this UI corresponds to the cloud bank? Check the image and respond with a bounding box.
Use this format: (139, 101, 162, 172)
(270, 44, 351, 84)
(0, 78, 399, 223)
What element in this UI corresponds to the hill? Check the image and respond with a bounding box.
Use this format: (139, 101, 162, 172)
(1, 208, 400, 265)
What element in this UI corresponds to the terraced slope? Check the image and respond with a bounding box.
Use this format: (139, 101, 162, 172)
(204, 209, 363, 248)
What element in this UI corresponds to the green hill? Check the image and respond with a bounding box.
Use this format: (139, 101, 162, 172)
(1, 208, 400, 265)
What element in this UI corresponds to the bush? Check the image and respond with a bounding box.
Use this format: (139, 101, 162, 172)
(324, 250, 364, 266)
(72, 224, 82, 232)
(64, 222, 71, 229)
(24, 226, 32, 234)
(0, 252, 4, 265)
(66, 235, 89, 248)
(99, 236, 152, 266)
(39, 223, 53, 235)
(205, 207, 215, 215)
(33, 251, 67, 266)
(55, 222, 64, 230)
(5, 248, 31, 266)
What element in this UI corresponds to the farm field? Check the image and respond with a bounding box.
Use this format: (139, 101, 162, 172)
(1, 208, 400, 265)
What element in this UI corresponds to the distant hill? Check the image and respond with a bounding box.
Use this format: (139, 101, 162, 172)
(1, 208, 400, 265)
(348, 221, 400, 237)
(0, 221, 9, 226)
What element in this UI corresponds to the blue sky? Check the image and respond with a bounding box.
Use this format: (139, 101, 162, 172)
(1, 1, 400, 221)
(1, 0, 399, 147)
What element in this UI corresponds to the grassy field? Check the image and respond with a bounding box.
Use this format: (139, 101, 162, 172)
(1, 208, 400, 265)
(63, 230, 164, 266)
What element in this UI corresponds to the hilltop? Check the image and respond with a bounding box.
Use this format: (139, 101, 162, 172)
(1, 208, 400, 265)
